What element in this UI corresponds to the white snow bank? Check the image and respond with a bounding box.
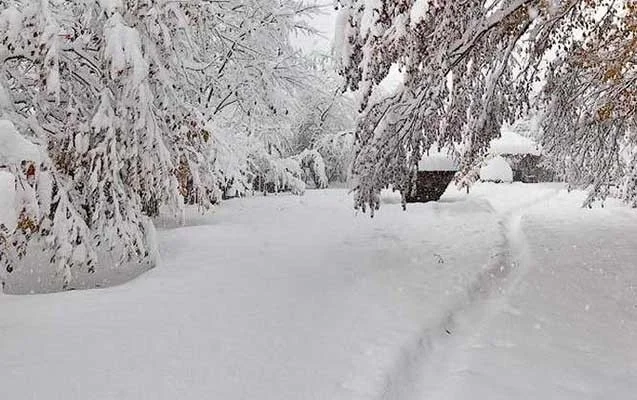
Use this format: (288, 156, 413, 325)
(0, 189, 503, 400)
(0, 120, 41, 165)
(480, 156, 513, 182)
(423, 183, 637, 399)
(0, 169, 16, 231)
(489, 130, 541, 156)
(418, 152, 458, 171)
(2, 187, 636, 399)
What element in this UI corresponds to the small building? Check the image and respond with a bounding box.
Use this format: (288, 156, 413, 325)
(406, 152, 458, 203)
(482, 129, 555, 183)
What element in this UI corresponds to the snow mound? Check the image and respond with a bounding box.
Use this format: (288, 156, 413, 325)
(410, 0, 430, 26)
(0, 169, 16, 231)
(418, 152, 458, 172)
(489, 130, 541, 156)
(480, 156, 513, 183)
(0, 120, 41, 165)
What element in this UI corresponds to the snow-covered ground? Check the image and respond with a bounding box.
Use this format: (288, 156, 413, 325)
(1, 184, 636, 399)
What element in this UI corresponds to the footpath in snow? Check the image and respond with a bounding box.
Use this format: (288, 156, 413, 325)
(421, 187, 637, 400)
(1, 185, 636, 399)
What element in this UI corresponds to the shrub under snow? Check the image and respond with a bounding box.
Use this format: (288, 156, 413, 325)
(480, 156, 513, 183)
(295, 149, 329, 189)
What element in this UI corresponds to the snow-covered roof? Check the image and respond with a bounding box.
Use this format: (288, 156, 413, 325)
(480, 156, 513, 183)
(0, 120, 41, 165)
(489, 130, 541, 156)
(418, 152, 459, 172)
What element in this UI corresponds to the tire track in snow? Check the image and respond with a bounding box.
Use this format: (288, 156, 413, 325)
(373, 188, 560, 400)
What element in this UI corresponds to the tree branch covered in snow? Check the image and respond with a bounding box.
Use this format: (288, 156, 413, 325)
(337, 0, 637, 212)
(538, 1, 637, 206)
(336, 0, 546, 213)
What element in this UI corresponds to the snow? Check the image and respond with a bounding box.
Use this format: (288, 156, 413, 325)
(0, 169, 16, 231)
(334, 7, 352, 66)
(418, 152, 458, 171)
(489, 130, 542, 156)
(419, 184, 637, 399)
(0, 120, 41, 165)
(1, 186, 636, 399)
(410, 0, 430, 26)
(366, 64, 405, 108)
(104, 14, 148, 84)
(98, 0, 123, 15)
(480, 155, 513, 182)
(360, 0, 381, 37)
(0, 6, 23, 42)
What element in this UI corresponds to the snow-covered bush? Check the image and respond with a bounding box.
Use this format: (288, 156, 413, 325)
(294, 149, 329, 189)
(250, 148, 306, 195)
(248, 148, 329, 194)
(313, 131, 355, 183)
(480, 156, 513, 183)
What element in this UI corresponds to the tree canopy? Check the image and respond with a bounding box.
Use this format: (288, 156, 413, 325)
(0, 0, 349, 287)
(336, 0, 637, 213)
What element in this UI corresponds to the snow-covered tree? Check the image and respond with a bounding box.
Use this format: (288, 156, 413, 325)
(187, 0, 331, 196)
(538, 1, 637, 206)
(338, 0, 637, 211)
(0, 0, 331, 286)
(313, 129, 355, 183)
(336, 0, 551, 213)
(291, 62, 355, 150)
(0, 0, 218, 286)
